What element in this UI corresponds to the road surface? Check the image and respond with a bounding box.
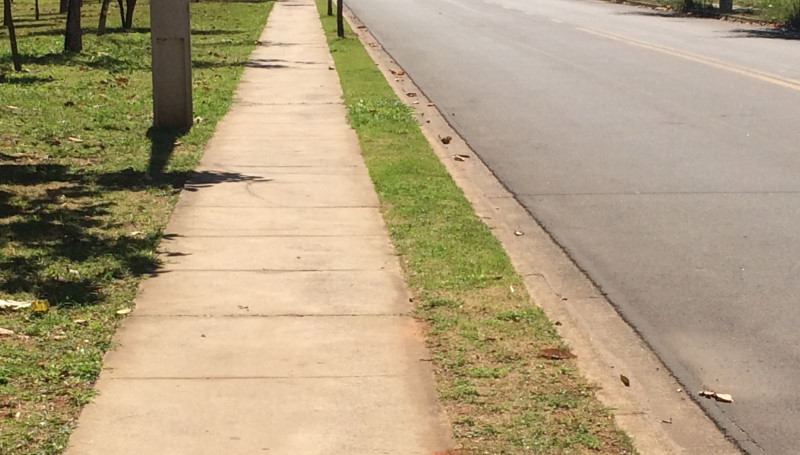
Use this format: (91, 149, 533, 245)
(343, 0, 800, 453)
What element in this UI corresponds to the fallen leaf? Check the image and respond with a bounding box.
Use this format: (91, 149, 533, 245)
(514, 230, 524, 236)
(396, 70, 405, 76)
(30, 300, 49, 313)
(5, 105, 19, 110)
(68, 269, 80, 275)
(662, 417, 673, 424)
(328, 66, 335, 70)
(0, 299, 32, 311)
(173, 140, 183, 146)
(453, 155, 466, 162)
(555, 321, 562, 326)
(116, 308, 132, 315)
(0, 328, 15, 336)
(427, 103, 435, 107)
(406, 92, 417, 97)
(357, 25, 366, 29)
(73, 319, 88, 325)
(539, 348, 576, 360)
(67, 137, 84, 143)
(440, 136, 452, 144)
(620, 374, 631, 387)
(714, 393, 734, 403)
(389, 69, 397, 75)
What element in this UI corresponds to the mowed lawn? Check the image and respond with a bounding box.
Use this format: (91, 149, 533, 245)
(0, 1, 272, 453)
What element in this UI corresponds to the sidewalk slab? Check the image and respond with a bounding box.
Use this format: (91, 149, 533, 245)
(104, 316, 426, 378)
(66, 377, 452, 455)
(133, 270, 410, 316)
(166, 206, 386, 236)
(179, 175, 378, 207)
(158, 235, 395, 271)
(176, 174, 380, 208)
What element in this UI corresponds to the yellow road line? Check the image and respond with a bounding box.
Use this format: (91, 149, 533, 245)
(577, 27, 800, 92)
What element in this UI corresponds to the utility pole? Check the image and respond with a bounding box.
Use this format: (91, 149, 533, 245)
(150, 0, 193, 130)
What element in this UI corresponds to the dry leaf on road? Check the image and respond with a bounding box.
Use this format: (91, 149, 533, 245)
(620, 374, 631, 387)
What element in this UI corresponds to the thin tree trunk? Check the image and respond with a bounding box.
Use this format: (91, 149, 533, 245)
(116, 0, 124, 27)
(60, 0, 68, 14)
(123, 0, 135, 29)
(35, 0, 39, 20)
(97, 0, 111, 35)
(327, 0, 332, 16)
(4, 0, 21, 70)
(336, 0, 343, 38)
(64, 0, 82, 52)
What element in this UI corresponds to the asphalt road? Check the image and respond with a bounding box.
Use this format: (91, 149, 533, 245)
(343, 0, 800, 453)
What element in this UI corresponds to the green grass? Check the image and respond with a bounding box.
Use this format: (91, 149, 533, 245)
(316, 3, 638, 454)
(0, 1, 272, 453)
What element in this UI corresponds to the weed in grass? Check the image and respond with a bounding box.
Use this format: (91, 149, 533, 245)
(315, 1, 638, 453)
(0, 1, 272, 453)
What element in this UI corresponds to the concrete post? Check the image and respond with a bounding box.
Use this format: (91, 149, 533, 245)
(150, 0, 193, 130)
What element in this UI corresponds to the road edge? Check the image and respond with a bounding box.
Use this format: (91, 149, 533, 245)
(342, 7, 744, 455)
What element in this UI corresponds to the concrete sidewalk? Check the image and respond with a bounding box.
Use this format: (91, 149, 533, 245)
(64, 1, 454, 453)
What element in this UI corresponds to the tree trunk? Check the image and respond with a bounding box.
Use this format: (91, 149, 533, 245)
(336, 0, 343, 38)
(116, 0, 124, 27)
(35, 0, 39, 20)
(123, 0, 135, 29)
(64, 0, 82, 52)
(3, 0, 21, 70)
(327, 0, 332, 16)
(97, 0, 111, 35)
(60, 0, 68, 14)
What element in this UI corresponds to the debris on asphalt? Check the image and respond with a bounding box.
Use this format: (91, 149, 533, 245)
(620, 374, 631, 387)
(699, 390, 734, 403)
(539, 348, 576, 360)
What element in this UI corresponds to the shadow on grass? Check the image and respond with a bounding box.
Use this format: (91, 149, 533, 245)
(0, 74, 56, 85)
(0, 52, 148, 72)
(0, 135, 266, 308)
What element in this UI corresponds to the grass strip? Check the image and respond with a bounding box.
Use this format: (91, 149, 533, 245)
(315, 2, 638, 454)
(0, 1, 272, 453)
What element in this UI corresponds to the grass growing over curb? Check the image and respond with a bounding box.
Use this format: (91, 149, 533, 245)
(0, 1, 272, 453)
(315, 3, 638, 454)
